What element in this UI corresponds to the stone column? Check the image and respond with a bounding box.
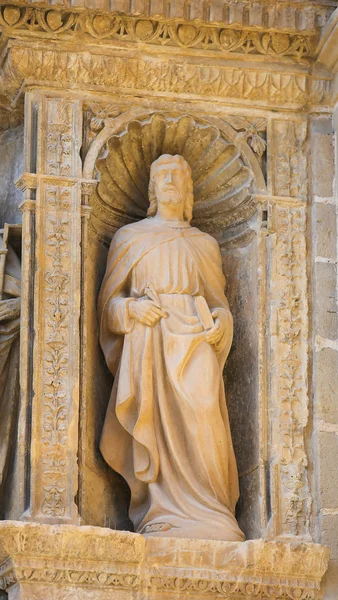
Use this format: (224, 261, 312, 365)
(17, 91, 83, 524)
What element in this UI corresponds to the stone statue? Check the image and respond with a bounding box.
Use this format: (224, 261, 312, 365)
(98, 154, 244, 541)
(0, 230, 21, 518)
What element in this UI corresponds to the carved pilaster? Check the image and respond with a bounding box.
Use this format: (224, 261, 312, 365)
(15, 173, 37, 519)
(20, 93, 82, 523)
(269, 202, 311, 539)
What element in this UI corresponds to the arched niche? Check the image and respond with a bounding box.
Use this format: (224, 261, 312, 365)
(80, 111, 267, 540)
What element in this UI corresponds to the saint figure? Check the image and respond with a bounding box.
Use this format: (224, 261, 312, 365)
(98, 154, 244, 541)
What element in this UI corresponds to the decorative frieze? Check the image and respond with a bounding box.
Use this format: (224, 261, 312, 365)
(0, 522, 330, 600)
(0, 6, 319, 60)
(1, 44, 331, 110)
(0, 0, 335, 32)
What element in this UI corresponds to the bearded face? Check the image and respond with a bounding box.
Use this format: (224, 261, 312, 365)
(154, 159, 187, 209)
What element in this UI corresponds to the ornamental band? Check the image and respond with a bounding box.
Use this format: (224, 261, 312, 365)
(98, 154, 244, 541)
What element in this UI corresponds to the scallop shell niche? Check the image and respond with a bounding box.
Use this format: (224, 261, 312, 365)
(93, 114, 255, 236)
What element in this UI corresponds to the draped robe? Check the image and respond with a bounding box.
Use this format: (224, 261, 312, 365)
(98, 217, 244, 541)
(0, 241, 21, 516)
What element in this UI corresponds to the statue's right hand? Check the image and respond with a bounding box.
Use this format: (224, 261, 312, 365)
(128, 299, 167, 327)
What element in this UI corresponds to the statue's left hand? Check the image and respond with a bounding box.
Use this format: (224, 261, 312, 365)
(205, 310, 227, 348)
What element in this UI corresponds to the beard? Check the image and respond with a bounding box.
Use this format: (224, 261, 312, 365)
(160, 188, 183, 205)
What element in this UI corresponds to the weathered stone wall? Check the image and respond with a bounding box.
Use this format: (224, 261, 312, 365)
(311, 114, 338, 598)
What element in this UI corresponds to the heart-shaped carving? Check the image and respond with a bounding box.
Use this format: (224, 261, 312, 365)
(3, 5, 21, 26)
(46, 10, 63, 31)
(135, 19, 154, 41)
(177, 24, 196, 45)
(92, 15, 112, 35)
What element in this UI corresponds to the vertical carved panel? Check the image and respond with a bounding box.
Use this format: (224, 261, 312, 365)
(46, 99, 74, 177)
(28, 95, 82, 523)
(270, 203, 311, 538)
(272, 121, 307, 198)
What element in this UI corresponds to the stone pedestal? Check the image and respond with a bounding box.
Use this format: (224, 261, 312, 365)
(0, 522, 330, 600)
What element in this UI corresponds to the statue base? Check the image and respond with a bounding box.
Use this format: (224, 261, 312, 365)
(0, 521, 329, 600)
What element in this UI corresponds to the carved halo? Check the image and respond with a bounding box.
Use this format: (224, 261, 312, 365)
(92, 113, 256, 238)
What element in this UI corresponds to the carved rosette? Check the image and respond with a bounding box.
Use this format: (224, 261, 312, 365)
(28, 95, 82, 523)
(270, 203, 310, 538)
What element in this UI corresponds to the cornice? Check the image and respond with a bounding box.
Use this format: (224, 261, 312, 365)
(1, 0, 337, 32)
(0, 4, 321, 62)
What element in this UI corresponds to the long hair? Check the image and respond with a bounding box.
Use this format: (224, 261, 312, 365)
(147, 154, 194, 222)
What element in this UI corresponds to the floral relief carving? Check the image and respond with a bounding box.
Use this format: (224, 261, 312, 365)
(40, 187, 71, 516)
(46, 99, 73, 177)
(228, 116, 267, 157)
(82, 102, 127, 155)
(33, 95, 82, 520)
(272, 205, 310, 537)
(41, 485, 66, 517)
(273, 121, 308, 198)
(88, 103, 123, 132)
